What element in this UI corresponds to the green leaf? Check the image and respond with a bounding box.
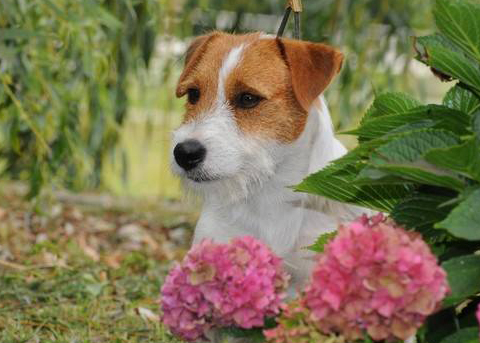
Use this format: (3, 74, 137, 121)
(344, 105, 471, 141)
(84, 0, 123, 29)
(296, 163, 413, 213)
(371, 165, 465, 191)
(390, 193, 453, 240)
(219, 326, 268, 343)
(473, 111, 480, 136)
(368, 130, 465, 191)
(85, 282, 107, 297)
(425, 138, 480, 182)
(417, 36, 480, 94)
(374, 92, 421, 114)
(307, 231, 337, 253)
(355, 166, 410, 185)
(443, 84, 480, 115)
(434, 0, 480, 63)
(385, 120, 438, 135)
(436, 188, 480, 240)
(0, 28, 49, 40)
(372, 130, 460, 163)
(439, 327, 479, 343)
(442, 254, 480, 307)
(361, 92, 421, 124)
(416, 33, 463, 54)
(363, 333, 375, 343)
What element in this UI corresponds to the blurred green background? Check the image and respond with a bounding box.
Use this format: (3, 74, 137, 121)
(0, 0, 449, 200)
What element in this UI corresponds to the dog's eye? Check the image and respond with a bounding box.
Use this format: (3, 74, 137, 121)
(236, 92, 262, 109)
(187, 88, 200, 104)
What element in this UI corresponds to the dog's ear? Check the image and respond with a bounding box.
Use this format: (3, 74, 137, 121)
(280, 39, 343, 112)
(176, 33, 218, 98)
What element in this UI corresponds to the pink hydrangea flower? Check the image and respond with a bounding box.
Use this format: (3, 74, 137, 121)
(160, 236, 289, 342)
(302, 214, 450, 341)
(264, 301, 345, 343)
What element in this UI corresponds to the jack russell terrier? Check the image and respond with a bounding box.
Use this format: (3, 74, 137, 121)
(171, 31, 364, 289)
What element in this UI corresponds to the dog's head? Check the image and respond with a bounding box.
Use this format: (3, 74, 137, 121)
(172, 32, 343, 200)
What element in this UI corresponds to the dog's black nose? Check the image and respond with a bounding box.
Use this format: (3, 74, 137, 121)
(174, 139, 206, 171)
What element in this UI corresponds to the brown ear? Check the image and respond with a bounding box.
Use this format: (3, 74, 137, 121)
(279, 39, 344, 111)
(176, 33, 218, 98)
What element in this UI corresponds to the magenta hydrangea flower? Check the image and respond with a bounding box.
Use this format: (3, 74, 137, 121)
(160, 236, 290, 342)
(303, 214, 450, 341)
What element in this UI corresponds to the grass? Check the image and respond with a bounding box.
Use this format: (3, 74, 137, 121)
(0, 184, 196, 343)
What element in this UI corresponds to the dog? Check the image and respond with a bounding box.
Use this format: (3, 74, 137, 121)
(171, 31, 364, 289)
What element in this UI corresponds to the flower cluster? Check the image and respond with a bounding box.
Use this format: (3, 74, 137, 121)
(302, 214, 450, 341)
(264, 301, 345, 343)
(160, 236, 289, 342)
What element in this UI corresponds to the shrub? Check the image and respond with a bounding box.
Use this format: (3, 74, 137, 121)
(0, 0, 159, 197)
(296, 0, 480, 341)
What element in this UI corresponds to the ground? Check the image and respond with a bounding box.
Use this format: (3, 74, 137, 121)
(0, 182, 196, 343)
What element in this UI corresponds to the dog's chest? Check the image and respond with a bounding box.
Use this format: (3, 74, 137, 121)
(193, 186, 339, 286)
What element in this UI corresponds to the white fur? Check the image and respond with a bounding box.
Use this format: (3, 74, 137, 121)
(259, 33, 276, 40)
(172, 44, 365, 290)
(218, 44, 245, 102)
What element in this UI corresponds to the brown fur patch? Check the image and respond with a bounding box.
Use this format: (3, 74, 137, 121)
(225, 39, 306, 142)
(176, 32, 343, 143)
(176, 32, 260, 122)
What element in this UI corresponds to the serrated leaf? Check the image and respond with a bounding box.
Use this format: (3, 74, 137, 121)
(344, 105, 471, 141)
(434, 0, 480, 64)
(372, 130, 460, 163)
(355, 166, 409, 185)
(443, 84, 480, 115)
(372, 165, 465, 191)
(296, 163, 413, 213)
(360, 102, 382, 126)
(385, 120, 438, 135)
(417, 33, 463, 54)
(368, 130, 465, 191)
(442, 254, 480, 307)
(416, 35, 480, 94)
(425, 138, 480, 182)
(473, 111, 480, 136)
(436, 188, 480, 240)
(390, 193, 453, 240)
(439, 327, 479, 343)
(307, 231, 337, 253)
(374, 92, 421, 114)
(361, 92, 421, 124)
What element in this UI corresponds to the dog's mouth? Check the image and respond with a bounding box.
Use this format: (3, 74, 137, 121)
(185, 171, 221, 183)
(188, 175, 219, 183)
